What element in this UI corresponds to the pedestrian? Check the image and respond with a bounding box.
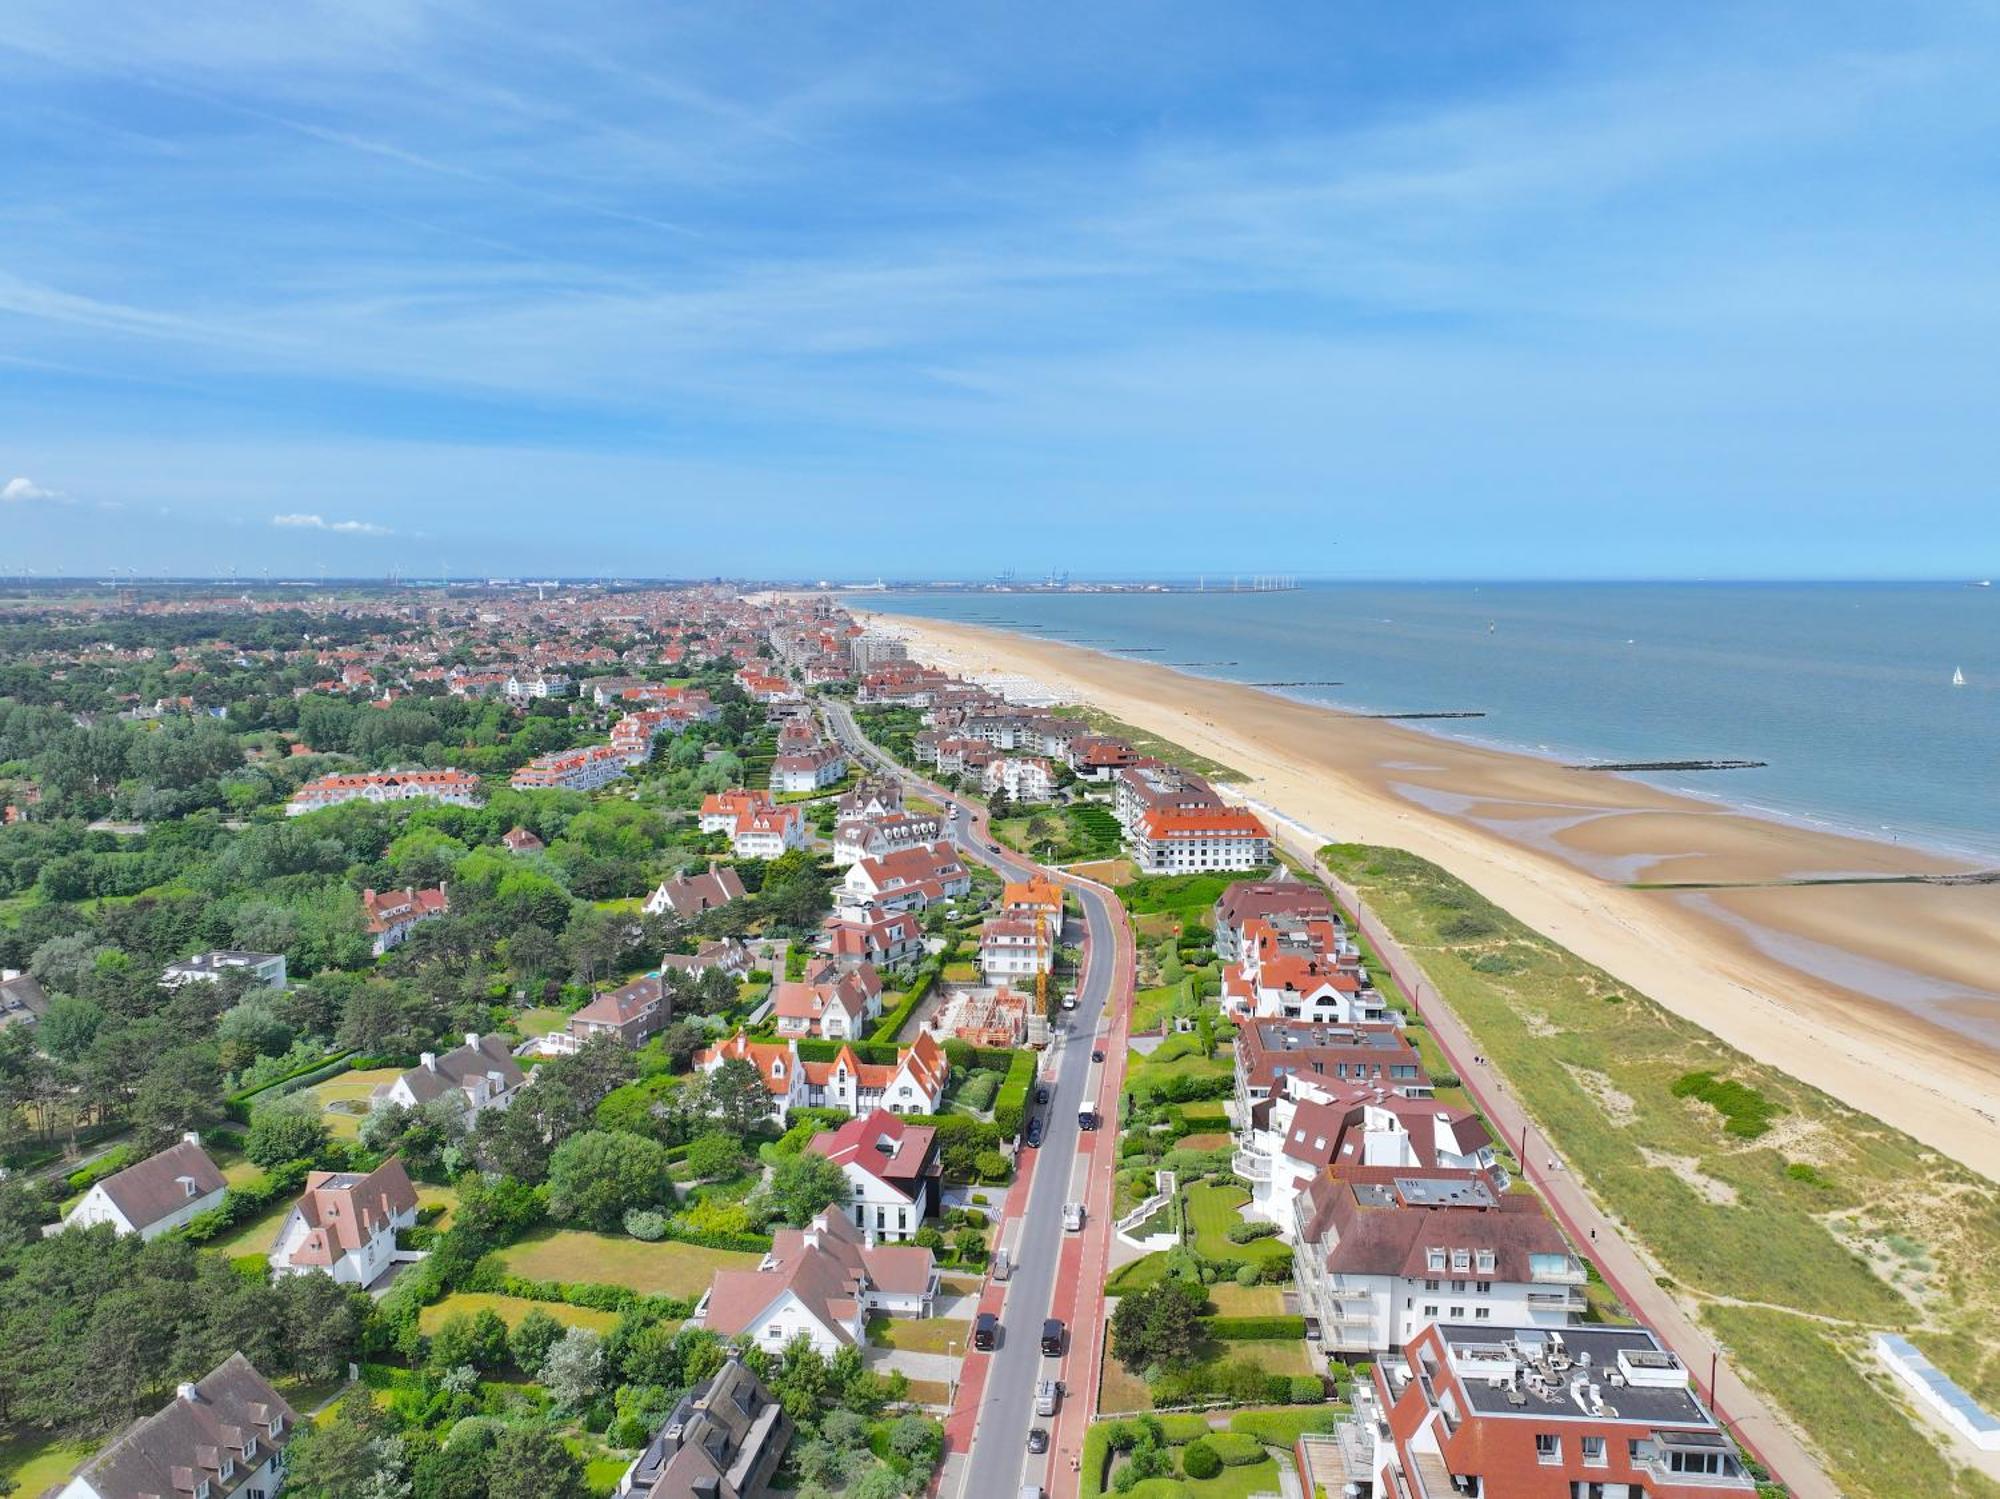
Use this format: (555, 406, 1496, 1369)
(1547, 1157, 1556, 1173)
(1590, 1228, 1597, 1242)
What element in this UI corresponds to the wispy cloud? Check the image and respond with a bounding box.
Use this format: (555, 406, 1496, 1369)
(2, 476, 62, 503)
(272, 512, 393, 535)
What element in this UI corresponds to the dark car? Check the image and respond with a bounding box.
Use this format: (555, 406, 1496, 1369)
(1077, 1110, 1099, 1131)
(1041, 1318, 1065, 1356)
(1091, 1049, 1104, 1062)
(1034, 1085, 1050, 1105)
(1027, 1427, 1049, 1455)
(1025, 1116, 1044, 1147)
(987, 842, 1000, 852)
(972, 1311, 999, 1351)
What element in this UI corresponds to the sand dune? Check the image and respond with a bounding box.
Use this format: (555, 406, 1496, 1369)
(874, 612, 2000, 1182)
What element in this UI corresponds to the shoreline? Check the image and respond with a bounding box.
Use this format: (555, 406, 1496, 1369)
(865, 609, 2000, 1183)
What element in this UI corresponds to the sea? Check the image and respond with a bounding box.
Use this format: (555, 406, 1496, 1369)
(848, 582, 2000, 862)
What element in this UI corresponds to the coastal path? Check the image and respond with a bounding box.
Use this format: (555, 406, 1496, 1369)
(823, 701, 1136, 1499)
(1279, 829, 1839, 1499)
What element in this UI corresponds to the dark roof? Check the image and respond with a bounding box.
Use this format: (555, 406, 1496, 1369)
(82, 1138, 227, 1231)
(61, 1352, 298, 1497)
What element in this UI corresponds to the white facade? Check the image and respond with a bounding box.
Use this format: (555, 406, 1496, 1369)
(1295, 1247, 1586, 1355)
(981, 756, 1055, 803)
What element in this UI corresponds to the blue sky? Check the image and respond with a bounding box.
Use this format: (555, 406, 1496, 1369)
(2, 1, 1996, 580)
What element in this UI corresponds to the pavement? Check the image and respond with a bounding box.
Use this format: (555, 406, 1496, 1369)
(1290, 834, 1838, 1499)
(824, 702, 1134, 1499)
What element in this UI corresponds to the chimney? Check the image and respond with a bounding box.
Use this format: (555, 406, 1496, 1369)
(421, 1052, 437, 1071)
(183, 1131, 202, 1148)
(465, 1032, 480, 1049)
(362, 888, 377, 903)
(176, 1381, 201, 1403)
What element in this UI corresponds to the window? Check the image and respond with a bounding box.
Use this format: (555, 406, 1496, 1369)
(1582, 1436, 1607, 1467)
(1423, 1304, 1439, 1318)
(1452, 1249, 1470, 1272)
(1426, 1248, 1446, 1272)
(1451, 1279, 1467, 1293)
(766, 1324, 782, 1340)
(1474, 1308, 1491, 1321)
(1476, 1249, 1496, 1274)
(1535, 1434, 1561, 1464)
(1476, 1280, 1493, 1294)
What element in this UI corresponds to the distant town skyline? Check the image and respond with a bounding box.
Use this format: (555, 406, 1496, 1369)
(3, 1, 1997, 579)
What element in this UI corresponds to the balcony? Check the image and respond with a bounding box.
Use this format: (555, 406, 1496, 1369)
(1233, 1148, 1272, 1182)
(1526, 1289, 1589, 1313)
(1530, 1255, 1589, 1286)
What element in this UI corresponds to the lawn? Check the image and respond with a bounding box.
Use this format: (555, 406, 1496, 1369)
(1098, 1342, 1154, 1413)
(221, 1157, 265, 1189)
(419, 1292, 623, 1337)
(1124, 1456, 1283, 1499)
(865, 1316, 971, 1356)
(1126, 1037, 1233, 1092)
(306, 1066, 403, 1139)
(514, 1005, 571, 1039)
(1183, 1183, 1289, 1267)
(0, 1431, 94, 1494)
(1202, 1282, 1285, 1315)
(415, 1182, 460, 1231)
(903, 1378, 952, 1407)
(1131, 984, 1184, 1034)
(498, 1227, 761, 1299)
(211, 1193, 293, 1260)
(1323, 842, 2000, 1499)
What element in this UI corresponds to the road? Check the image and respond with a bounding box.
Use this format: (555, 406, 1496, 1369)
(824, 702, 1130, 1499)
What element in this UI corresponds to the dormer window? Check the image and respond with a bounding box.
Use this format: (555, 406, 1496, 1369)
(1476, 1249, 1496, 1274)
(1452, 1249, 1470, 1272)
(1427, 1248, 1446, 1272)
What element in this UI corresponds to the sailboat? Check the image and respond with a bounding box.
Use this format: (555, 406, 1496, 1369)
(1952, 667, 1967, 686)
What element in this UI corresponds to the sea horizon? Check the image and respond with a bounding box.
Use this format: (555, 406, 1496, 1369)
(853, 580, 2000, 865)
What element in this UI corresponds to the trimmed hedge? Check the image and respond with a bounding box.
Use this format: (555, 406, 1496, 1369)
(869, 970, 934, 1043)
(222, 1050, 355, 1123)
(1204, 1316, 1309, 1341)
(66, 1145, 138, 1193)
(1205, 1431, 1267, 1465)
(1152, 1414, 1215, 1443)
(491, 1271, 694, 1320)
(180, 1159, 312, 1247)
(992, 1049, 1039, 1140)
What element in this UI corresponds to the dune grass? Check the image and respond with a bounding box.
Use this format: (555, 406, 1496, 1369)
(1322, 842, 2000, 1499)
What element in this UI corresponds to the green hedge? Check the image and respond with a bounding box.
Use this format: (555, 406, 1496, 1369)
(1152, 1414, 1216, 1443)
(869, 970, 934, 1043)
(491, 1272, 694, 1320)
(180, 1160, 312, 1247)
(1204, 1431, 1267, 1465)
(1225, 1408, 1341, 1445)
(66, 1145, 138, 1193)
(222, 1051, 355, 1122)
(661, 1222, 773, 1253)
(1204, 1315, 1308, 1341)
(992, 1050, 1038, 1139)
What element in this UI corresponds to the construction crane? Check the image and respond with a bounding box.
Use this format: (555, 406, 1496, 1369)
(1036, 908, 1051, 1020)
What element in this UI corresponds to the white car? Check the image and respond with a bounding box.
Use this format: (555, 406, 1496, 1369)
(1063, 1202, 1085, 1232)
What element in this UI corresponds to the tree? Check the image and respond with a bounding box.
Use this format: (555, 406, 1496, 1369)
(538, 1328, 604, 1412)
(427, 1308, 510, 1376)
(768, 1151, 849, 1227)
(36, 994, 106, 1064)
(283, 1391, 410, 1499)
(244, 1093, 331, 1168)
(484, 1424, 587, 1499)
(1109, 1278, 1209, 1375)
(129, 1043, 224, 1149)
(508, 1306, 565, 1376)
(545, 1129, 669, 1231)
(702, 1056, 772, 1136)
(684, 1130, 745, 1180)
(274, 1270, 367, 1382)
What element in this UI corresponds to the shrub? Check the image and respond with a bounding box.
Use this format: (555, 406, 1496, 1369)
(623, 1209, 668, 1241)
(1225, 1221, 1278, 1244)
(1671, 1071, 1783, 1139)
(1233, 1264, 1261, 1287)
(1206, 1431, 1265, 1465)
(1181, 1439, 1221, 1479)
(1204, 1316, 1308, 1341)
(1289, 1374, 1325, 1403)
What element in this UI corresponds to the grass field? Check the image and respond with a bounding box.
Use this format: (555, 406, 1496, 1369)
(865, 1316, 971, 1356)
(212, 1193, 291, 1260)
(0, 1431, 93, 1494)
(1126, 1456, 1284, 1499)
(1202, 1283, 1285, 1315)
(514, 1005, 570, 1038)
(1126, 1036, 1233, 1092)
(415, 1182, 459, 1230)
(306, 1066, 403, 1138)
(419, 1292, 623, 1336)
(903, 1378, 951, 1407)
(1069, 857, 1137, 886)
(1323, 842, 2000, 1499)
(1131, 984, 1184, 1034)
(221, 1157, 265, 1188)
(1184, 1183, 1291, 1267)
(498, 1228, 761, 1298)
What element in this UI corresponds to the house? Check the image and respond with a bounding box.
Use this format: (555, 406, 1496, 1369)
(772, 966, 882, 1040)
(644, 863, 748, 919)
(837, 777, 903, 820)
(0, 967, 48, 1031)
(982, 755, 1055, 803)
(52, 1352, 297, 1499)
(1291, 1170, 1582, 1354)
(377, 1033, 528, 1114)
(162, 951, 287, 990)
(286, 766, 483, 815)
(59, 1134, 226, 1241)
(823, 905, 926, 968)
(699, 789, 809, 858)
(1359, 1322, 1757, 1496)
(696, 1207, 937, 1356)
(1234, 1019, 1427, 1113)
(1221, 917, 1388, 1025)
(840, 844, 971, 914)
(810, 1108, 942, 1239)
(511, 743, 630, 792)
(658, 939, 755, 982)
(978, 915, 1053, 982)
(362, 884, 449, 956)
(502, 825, 545, 853)
(1131, 805, 1272, 874)
(568, 975, 667, 1048)
(617, 1354, 792, 1499)
(831, 809, 942, 867)
(269, 1157, 420, 1288)
(1213, 878, 1337, 961)
(693, 1032, 948, 1122)
(770, 741, 848, 793)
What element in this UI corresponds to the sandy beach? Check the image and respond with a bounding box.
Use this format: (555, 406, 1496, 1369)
(869, 611, 2000, 1183)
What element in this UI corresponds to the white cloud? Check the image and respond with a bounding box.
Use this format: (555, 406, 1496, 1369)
(2, 476, 62, 503)
(272, 511, 392, 535)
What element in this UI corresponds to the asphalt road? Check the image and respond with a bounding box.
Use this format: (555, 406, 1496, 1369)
(823, 702, 1121, 1498)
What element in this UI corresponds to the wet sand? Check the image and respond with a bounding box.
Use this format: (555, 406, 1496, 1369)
(871, 612, 2000, 1181)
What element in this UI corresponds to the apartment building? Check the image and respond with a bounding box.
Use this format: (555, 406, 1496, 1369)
(510, 743, 630, 792)
(1212, 878, 1337, 961)
(982, 755, 1056, 803)
(1234, 1019, 1428, 1112)
(978, 914, 1053, 981)
(840, 844, 971, 913)
(287, 766, 484, 815)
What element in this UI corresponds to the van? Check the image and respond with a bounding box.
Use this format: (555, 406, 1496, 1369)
(1041, 1318, 1065, 1357)
(1063, 1202, 1084, 1232)
(973, 1312, 999, 1351)
(1020, 1488, 1045, 1499)
(1035, 1379, 1060, 1416)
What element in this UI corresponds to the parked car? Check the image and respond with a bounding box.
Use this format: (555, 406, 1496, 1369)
(1025, 1116, 1044, 1147)
(992, 1248, 1011, 1281)
(1035, 1084, 1050, 1105)
(1063, 1202, 1085, 1232)
(1027, 1427, 1049, 1454)
(973, 1312, 999, 1350)
(1035, 1379, 1061, 1416)
(1091, 1048, 1105, 1062)
(1041, 1318, 1065, 1357)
